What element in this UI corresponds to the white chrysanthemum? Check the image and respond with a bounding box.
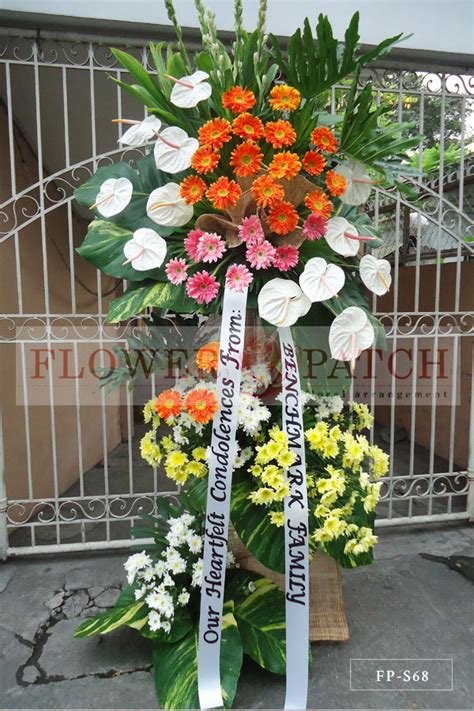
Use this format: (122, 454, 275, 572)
(180, 513, 195, 526)
(141, 567, 155, 583)
(226, 551, 236, 568)
(192, 559, 204, 587)
(134, 585, 147, 601)
(187, 533, 203, 554)
(146, 591, 162, 610)
(148, 610, 162, 632)
(168, 557, 186, 575)
(178, 590, 190, 606)
(154, 560, 166, 578)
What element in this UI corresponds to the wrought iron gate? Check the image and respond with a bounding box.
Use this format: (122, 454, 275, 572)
(0, 31, 473, 557)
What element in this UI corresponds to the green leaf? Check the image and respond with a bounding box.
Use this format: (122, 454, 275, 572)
(152, 602, 242, 710)
(107, 281, 196, 323)
(181, 476, 208, 515)
(231, 479, 285, 574)
(111, 48, 162, 102)
(227, 570, 286, 675)
(74, 157, 176, 235)
(76, 220, 167, 282)
(74, 600, 147, 638)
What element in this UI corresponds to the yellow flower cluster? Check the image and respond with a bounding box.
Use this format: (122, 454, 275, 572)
(140, 430, 162, 468)
(369, 445, 389, 479)
(348, 402, 374, 431)
(343, 526, 378, 559)
(305, 422, 342, 459)
(163, 439, 208, 485)
(248, 427, 295, 509)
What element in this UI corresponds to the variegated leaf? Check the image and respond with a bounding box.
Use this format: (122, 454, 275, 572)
(227, 570, 286, 675)
(152, 601, 242, 710)
(231, 479, 285, 573)
(74, 601, 147, 638)
(107, 281, 196, 323)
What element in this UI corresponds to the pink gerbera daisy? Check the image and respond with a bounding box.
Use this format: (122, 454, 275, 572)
(238, 215, 264, 244)
(196, 232, 226, 263)
(226, 264, 253, 292)
(184, 229, 205, 261)
(165, 258, 188, 285)
(186, 270, 220, 305)
(273, 244, 299, 272)
(246, 240, 276, 270)
(302, 214, 327, 241)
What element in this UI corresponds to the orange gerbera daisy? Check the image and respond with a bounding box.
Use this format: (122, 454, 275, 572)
(230, 141, 263, 177)
(303, 150, 326, 176)
(191, 146, 220, 174)
(268, 201, 299, 235)
(180, 175, 206, 205)
(232, 113, 264, 141)
(184, 388, 218, 424)
(268, 151, 301, 180)
(206, 176, 242, 210)
(310, 126, 338, 154)
(198, 118, 233, 149)
(155, 389, 182, 420)
(326, 170, 347, 197)
(196, 341, 220, 372)
(222, 86, 256, 114)
(264, 120, 297, 149)
(251, 174, 285, 209)
(269, 84, 301, 112)
(304, 188, 333, 219)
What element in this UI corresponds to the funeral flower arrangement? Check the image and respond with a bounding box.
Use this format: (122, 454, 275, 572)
(74, 1, 419, 707)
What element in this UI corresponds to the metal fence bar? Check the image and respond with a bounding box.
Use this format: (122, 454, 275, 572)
(0, 33, 473, 555)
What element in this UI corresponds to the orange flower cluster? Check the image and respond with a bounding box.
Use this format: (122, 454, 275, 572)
(155, 386, 218, 425)
(178, 83, 342, 227)
(197, 341, 220, 372)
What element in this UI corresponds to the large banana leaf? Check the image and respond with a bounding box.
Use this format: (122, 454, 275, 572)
(152, 602, 242, 710)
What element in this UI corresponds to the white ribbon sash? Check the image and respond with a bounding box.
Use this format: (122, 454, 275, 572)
(197, 278, 248, 710)
(278, 326, 310, 710)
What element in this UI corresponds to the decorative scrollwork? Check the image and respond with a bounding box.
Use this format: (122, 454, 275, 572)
(378, 471, 469, 500)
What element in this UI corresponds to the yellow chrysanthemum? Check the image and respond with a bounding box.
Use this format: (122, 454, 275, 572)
(269, 511, 285, 527)
(192, 447, 207, 461)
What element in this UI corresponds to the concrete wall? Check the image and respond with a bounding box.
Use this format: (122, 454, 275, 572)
(0, 103, 125, 506)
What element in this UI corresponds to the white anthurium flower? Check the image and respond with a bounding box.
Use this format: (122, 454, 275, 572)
(335, 159, 373, 205)
(329, 306, 375, 370)
(299, 257, 345, 302)
(258, 278, 311, 328)
(146, 183, 193, 227)
(359, 254, 392, 296)
(115, 116, 162, 146)
(325, 216, 376, 257)
(91, 177, 133, 217)
(154, 127, 199, 173)
(123, 228, 167, 271)
(167, 70, 212, 108)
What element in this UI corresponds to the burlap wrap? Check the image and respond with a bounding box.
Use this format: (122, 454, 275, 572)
(229, 528, 349, 642)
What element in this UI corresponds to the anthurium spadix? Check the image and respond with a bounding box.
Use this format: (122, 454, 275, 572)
(329, 306, 375, 370)
(258, 278, 311, 327)
(91, 178, 133, 217)
(154, 127, 199, 173)
(116, 116, 162, 146)
(123, 228, 167, 271)
(168, 71, 212, 108)
(360, 254, 392, 296)
(325, 216, 376, 257)
(335, 159, 373, 206)
(299, 257, 345, 302)
(146, 183, 193, 227)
